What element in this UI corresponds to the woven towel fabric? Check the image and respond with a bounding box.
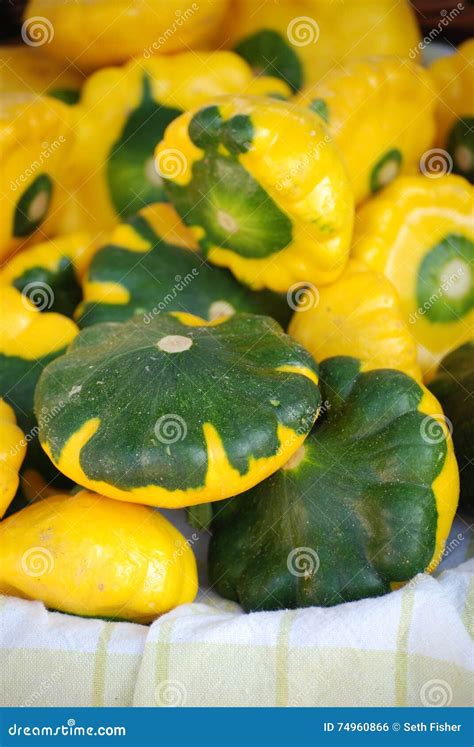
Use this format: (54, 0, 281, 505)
(1, 519, 473, 708)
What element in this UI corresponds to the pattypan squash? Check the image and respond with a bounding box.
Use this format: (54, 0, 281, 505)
(430, 39, 474, 183)
(289, 260, 422, 382)
(0, 287, 78, 484)
(429, 341, 474, 512)
(0, 45, 83, 103)
(0, 94, 73, 260)
(76, 203, 291, 329)
(0, 489, 197, 623)
(35, 313, 321, 508)
(353, 175, 474, 379)
(46, 52, 291, 238)
(295, 56, 437, 204)
(1, 233, 96, 318)
(0, 399, 26, 519)
(156, 96, 354, 293)
(22, 0, 229, 71)
(209, 356, 459, 611)
(224, 0, 420, 90)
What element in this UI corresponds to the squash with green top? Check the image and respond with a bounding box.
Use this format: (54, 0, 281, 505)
(157, 96, 354, 293)
(209, 356, 459, 611)
(76, 204, 292, 328)
(429, 341, 474, 512)
(36, 312, 321, 507)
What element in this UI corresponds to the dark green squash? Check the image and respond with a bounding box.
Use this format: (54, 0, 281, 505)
(429, 341, 474, 512)
(208, 357, 458, 611)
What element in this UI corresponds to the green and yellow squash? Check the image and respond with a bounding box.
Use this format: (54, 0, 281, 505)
(35, 312, 321, 507)
(209, 356, 459, 611)
(156, 96, 354, 293)
(76, 204, 292, 328)
(353, 175, 474, 379)
(295, 56, 437, 204)
(429, 341, 474, 512)
(1, 232, 96, 317)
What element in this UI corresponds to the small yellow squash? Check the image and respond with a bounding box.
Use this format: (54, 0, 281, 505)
(0, 400, 26, 518)
(0, 490, 198, 623)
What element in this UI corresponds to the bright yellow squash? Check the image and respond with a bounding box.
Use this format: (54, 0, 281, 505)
(289, 260, 422, 381)
(0, 95, 73, 260)
(353, 175, 474, 379)
(156, 96, 354, 292)
(0, 399, 26, 519)
(430, 39, 474, 183)
(0, 490, 198, 623)
(223, 0, 420, 90)
(295, 56, 437, 204)
(45, 52, 291, 238)
(22, 0, 230, 71)
(0, 45, 83, 103)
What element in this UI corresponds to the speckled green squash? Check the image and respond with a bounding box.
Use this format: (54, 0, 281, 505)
(12, 259, 81, 318)
(107, 75, 182, 218)
(417, 234, 474, 323)
(76, 210, 292, 328)
(35, 313, 321, 507)
(429, 341, 474, 512)
(209, 357, 451, 611)
(235, 30, 303, 92)
(13, 174, 53, 238)
(447, 117, 474, 184)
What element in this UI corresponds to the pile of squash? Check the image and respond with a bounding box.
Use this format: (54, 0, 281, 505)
(0, 0, 472, 624)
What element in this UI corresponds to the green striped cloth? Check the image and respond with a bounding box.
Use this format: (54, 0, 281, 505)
(1, 522, 472, 707)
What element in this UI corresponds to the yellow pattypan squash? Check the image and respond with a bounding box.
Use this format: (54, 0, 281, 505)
(353, 175, 474, 379)
(0, 94, 74, 260)
(430, 39, 474, 183)
(222, 0, 420, 90)
(295, 56, 438, 204)
(45, 51, 291, 238)
(22, 0, 230, 71)
(0, 45, 83, 103)
(0, 232, 96, 318)
(156, 96, 354, 292)
(289, 260, 422, 382)
(0, 490, 198, 623)
(0, 399, 26, 519)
